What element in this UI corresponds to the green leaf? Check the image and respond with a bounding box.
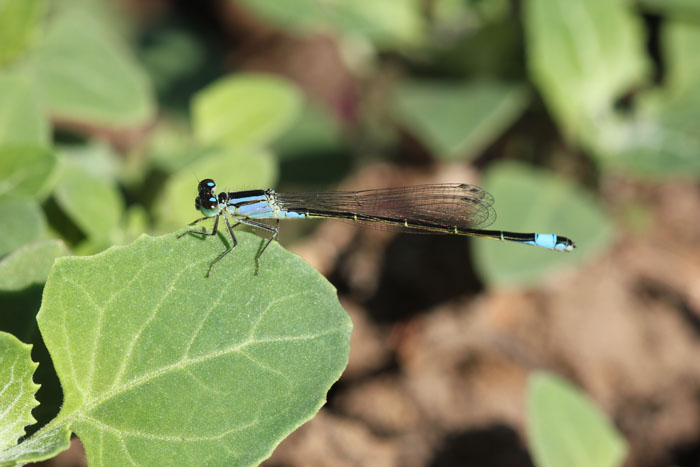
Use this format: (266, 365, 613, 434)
(472, 163, 613, 287)
(0, 73, 49, 145)
(155, 147, 278, 230)
(599, 89, 700, 178)
(236, 0, 424, 47)
(54, 160, 124, 242)
(639, 0, 700, 19)
(524, 0, 648, 144)
(0, 146, 55, 199)
(393, 81, 529, 160)
(35, 232, 351, 466)
(663, 20, 700, 99)
(0, 0, 45, 67)
(325, 0, 424, 47)
(32, 8, 154, 127)
(192, 74, 303, 149)
(528, 372, 627, 467)
(0, 197, 45, 258)
(0, 239, 70, 291)
(273, 104, 344, 161)
(0, 424, 71, 466)
(0, 332, 40, 451)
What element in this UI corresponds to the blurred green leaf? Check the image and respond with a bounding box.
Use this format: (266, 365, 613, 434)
(0, 332, 40, 452)
(273, 104, 344, 161)
(663, 20, 700, 99)
(393, 81, 529, 160)
(0, 239, 70, 291)
(528, 372, 627, 467)
(32, 8, 154, 127)
(0, 73, 48, 145)
(192, 74, 303, 150)
(0, 0, 45, 67)
(236, 0, 424, 47)
(524, 0, 648, 144)
(598, 89, 700, 177)
(155, 148, 278, 230)
(147, 120, 198, 173)
(0, 197, 45, 258)
(0, 146, 55, 199)
(639, 0, 700, 19)
(32, 232, 351, 465)
(326, 0, 424, 47)
(58, 143, 122, 180)
(54, 161, 124, 242)
(235, 0, 322, 33)
(473, 163, 613, 287)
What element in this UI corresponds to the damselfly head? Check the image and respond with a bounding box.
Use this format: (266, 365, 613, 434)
(195, 179, 220, 217)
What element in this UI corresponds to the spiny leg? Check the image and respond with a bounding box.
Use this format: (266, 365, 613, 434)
(206, 216, 241, 277)
(238, 218, 279, 273)
(177, 215, 219, 239)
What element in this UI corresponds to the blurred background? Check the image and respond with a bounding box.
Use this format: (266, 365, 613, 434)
(2, 0, 700, 466)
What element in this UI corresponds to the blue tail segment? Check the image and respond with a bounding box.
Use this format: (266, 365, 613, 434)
(524, 233, 575, 251)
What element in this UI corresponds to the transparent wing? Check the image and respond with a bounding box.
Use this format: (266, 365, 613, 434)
(274, 184, 496, 231)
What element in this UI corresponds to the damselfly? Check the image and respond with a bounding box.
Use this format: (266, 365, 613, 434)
(180, 179, 575, 276)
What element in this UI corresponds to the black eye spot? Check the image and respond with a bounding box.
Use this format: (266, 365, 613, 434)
(198, 179, 216, 194)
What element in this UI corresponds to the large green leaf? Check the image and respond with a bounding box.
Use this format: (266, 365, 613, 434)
(0, 0, 45, 67)
(32, 8, 154, 127)
(528, 372, 627, 467)
(0, 146, 55, 199)
(155, 148, 278, 230)
(0, 73, 48, 145)
(0, 197, 45, 258)
(0, 332, 40, 451)
(0, 239, 70, 291)
(524, 0, 648, 145)
(393, 81, 529, 160)
(31, 232, 351, 466)
(472, 163, 612, 287)
(192, 74, 302, 150)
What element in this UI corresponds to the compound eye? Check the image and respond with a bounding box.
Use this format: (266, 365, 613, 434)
(198, 178, 216, 194)
(205, 196, 218, 210)
(194, 196, 201, 210)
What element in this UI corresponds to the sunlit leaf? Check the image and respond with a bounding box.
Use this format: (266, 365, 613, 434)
(0, 239, 70, 291)
(393, 80, 529, 160)
(0, 332, 40, 451)
(53, 161, 124, 242)
(528, 372, 627, 467)
(32, 232, 351, 466)
(32, 8, 154, 127)
(0, 73, 48, 145)
(0, 146, 55, 199)
(0, 197, 45, 258)
(0, 0, 45, 67)
(192, 74, 302, 150)
(524, 0, 648, 144)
